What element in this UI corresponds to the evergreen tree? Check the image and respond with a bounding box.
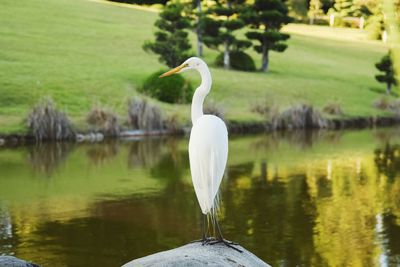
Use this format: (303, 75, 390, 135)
(287, 0, 308, 20)
(364, 2, 385, 40)
(333, 0, 359, 17)
(195, 0, 204, 57)
(182, 0, 204, 57)
(308, 0, 324, 24)
(202, 0, 251, 69)
(375, 52, 398, 95)
(243, 0, 292, 72)
(143, 3, 192, 68)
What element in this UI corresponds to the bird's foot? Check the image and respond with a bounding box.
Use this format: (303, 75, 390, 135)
(208, 238, 242, 253)
(190, 237, 216, 245)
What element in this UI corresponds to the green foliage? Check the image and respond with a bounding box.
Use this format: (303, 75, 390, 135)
(243, 0, 292, 72)
(215, 51, 256, 71)
(141, 70, 193, 104)
(332, 0, 382, 31)
(0, 0, 391, 131)
(308, 0, 325, 23)
(333, 0, 355, 17)
(287, 0, 308, 20)
(143, 3, 192, 68)
(366, 13, 384, 40)
(201, 0, 251, 69)
(375, 52, 398, 94)
(363, 1, 385, 40)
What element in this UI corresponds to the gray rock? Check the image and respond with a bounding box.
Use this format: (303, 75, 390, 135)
(122, 242, 270, 267)
(0, 256, 40, 267)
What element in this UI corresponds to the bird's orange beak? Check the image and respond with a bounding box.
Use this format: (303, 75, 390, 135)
(159, 64, 188, 78)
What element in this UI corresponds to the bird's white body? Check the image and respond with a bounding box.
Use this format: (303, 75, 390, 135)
(189, 115, 228, 214)
(160, 57, 228, 216)
(160, 57, 240, 248)
(172, 57, 228, 215)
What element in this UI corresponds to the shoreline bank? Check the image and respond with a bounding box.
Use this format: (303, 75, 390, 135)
(0, 115, 399, 146)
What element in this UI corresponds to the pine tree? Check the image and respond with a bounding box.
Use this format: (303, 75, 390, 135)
(375, 52, 398, 95)
(202, 0, 251, 69)
(333, 0, 358, 17)
(243, 0, 291, 72)
(308, 0, 324, 24)
(143, 3, 192, 68)
(287, 0, 308, 20)
(182, 0, 205, 57)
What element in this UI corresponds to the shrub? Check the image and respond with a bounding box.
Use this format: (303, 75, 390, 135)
(215, 51, 256, 72)
(86, 106, 120, 136)
(323, 102, 343, 115)
(27, 99, 75, 142)
(141, 70, 193, 104)
(128, 98, 163, 131)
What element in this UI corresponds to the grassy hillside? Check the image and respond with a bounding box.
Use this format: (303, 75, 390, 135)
(0, 0, 391, 133)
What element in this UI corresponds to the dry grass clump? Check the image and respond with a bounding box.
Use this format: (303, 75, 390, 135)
(27, 99, 75, 141)
(323, 102, 343, 115)
(373, 97, 391, 110)
(128, 98, 163, 131)
(252, 102, 327, 130)
(204, 100, 225, 121)
(389, 99, 400, 115)
(163, 113, 181, 133)
(373, 97, 400, 115)
(86, 105, 120, 136)
(271, 104, 327, 130)
(251, 102, 271, 116)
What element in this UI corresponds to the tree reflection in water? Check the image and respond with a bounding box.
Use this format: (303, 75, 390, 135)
(374, 143, 400, 182)
(1, 129, 400, 267)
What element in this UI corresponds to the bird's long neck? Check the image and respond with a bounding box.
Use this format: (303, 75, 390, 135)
(191, 65, 212, 125)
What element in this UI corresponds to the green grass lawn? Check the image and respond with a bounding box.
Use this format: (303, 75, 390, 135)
(0, 0, 393, 133)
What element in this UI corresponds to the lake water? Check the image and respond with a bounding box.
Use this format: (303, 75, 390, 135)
(1, 129, 400, 267)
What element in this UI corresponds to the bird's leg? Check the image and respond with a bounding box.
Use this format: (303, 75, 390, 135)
(190, 213, 214, 245)
(208, 214, 242, 252)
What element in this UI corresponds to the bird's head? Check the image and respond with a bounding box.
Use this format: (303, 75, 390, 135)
(159, 57, 205, 78)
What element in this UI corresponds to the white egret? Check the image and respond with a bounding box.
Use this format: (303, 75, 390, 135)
(160, 57, 240, 252)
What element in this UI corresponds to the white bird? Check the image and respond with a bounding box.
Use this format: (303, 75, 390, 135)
(160, 57, 240, 251)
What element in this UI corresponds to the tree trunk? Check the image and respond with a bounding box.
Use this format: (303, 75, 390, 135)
(223, 41, 230, 69)
(387, 82, 392, 95)
(196, 0, 203, 57)
(261, 44, 269, 72)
